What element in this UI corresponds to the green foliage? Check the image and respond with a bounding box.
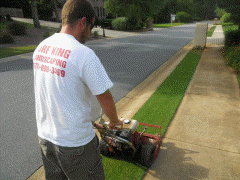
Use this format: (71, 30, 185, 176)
(214, 7, 227, 18)
(92, 30, 99, 38)
(104, 0, 162, 24)
(104, 0, 125, 17)
(177, 0, 194, 16)
(37, 0, 54, 20)
(43, 28, 58, 39)
(224, 29, 240, 48)
(6, 14, 13, 22)
(216, 0, 239, 28)
(111, 17, 128, 31)
(224, 46, 240, 73)
(221, 13, 232, 23)
(176, 11, 191, 23)
(104, 19, 114, 29)
(222, 23, 240, 74)
(0, 30, 14, 43)
(6, 22, 27, 35)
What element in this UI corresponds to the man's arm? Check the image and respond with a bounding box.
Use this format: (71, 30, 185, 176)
(96, 90, 123, 129)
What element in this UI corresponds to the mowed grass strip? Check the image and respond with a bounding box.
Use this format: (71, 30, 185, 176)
(207, 25, 216, 37)
(133, 50, 202, 136)
(102, 50, 202, 179)
(0, 45, 37, 59)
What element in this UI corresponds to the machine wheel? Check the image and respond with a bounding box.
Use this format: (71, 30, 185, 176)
(139, 144, 156, 167)
(99, 139, 110, 156)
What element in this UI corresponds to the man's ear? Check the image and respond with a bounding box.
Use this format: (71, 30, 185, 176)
(82, 17, 87, 26)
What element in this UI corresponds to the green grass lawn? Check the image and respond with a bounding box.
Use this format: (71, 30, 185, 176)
(207, 25, 216, 37)
(153, 22, 186, 28)
(0, 45, 37, 59)
(102, 49, 202, 179)
(0, 20, 60, 59)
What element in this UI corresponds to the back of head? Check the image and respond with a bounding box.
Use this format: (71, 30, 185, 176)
(61, 0, 96, 26)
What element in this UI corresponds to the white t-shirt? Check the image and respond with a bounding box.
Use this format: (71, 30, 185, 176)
(33, 33, 113, 147)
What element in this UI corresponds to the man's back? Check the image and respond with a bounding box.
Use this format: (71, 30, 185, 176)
(33, 33, 113, 147)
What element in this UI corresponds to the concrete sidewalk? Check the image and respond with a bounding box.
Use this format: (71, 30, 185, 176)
(207, 25, 225, 45)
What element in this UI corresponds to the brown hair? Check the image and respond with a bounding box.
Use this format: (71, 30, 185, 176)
(61, 0, 96, 26)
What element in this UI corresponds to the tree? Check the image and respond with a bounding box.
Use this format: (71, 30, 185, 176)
(104, 0, 125, 17)
(31, 0, 41, 28)
(177, 0, 194, 16)
(154, 0, 178, 23)
(104, 0, 163, 22)
(216, 0, 240, 29)
(214, 7, 227, 18)
(52, 0, 61, 22)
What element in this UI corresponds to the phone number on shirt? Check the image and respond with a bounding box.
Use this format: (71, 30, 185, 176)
(34, 63, 65, 77)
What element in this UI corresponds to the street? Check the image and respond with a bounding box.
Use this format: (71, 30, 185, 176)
(0, 22, 212, 180)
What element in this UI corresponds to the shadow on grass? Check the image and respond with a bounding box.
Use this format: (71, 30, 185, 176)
(102, 153, 147, 180)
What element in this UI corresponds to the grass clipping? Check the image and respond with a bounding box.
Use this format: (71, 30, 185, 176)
(102, 49, 202, 180)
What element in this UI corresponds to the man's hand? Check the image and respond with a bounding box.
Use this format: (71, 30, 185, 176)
(109, 119, 123, 130)
(96, 90, 122, 130)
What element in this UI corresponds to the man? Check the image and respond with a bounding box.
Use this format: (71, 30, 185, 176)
(33, 0, 122, 179)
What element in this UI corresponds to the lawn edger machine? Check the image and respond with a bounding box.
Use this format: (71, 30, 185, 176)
(92, 114, 162, 167)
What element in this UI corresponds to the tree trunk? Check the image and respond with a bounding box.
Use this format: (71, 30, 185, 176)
(31, 0, 41, 28)
(52, 0, 61, 22)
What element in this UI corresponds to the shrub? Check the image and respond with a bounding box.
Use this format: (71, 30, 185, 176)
(126, 16, 142, 30)
(43, 29, 56, 39)
(92, 31, 99, 38)
(112, 17, 128, 31)
(94, 18, 102, 27)
(224, 46, 240, 73)
(7, 22, 27, 35)
(6, 14, 13, 21)
(176, 12, 191, 23)
(103, 19, 114, 29)
(225, 29, 240, 48)
(0, 31, 14, 43)
(221, 13, 232, 23)
(215, 7, 227, 19)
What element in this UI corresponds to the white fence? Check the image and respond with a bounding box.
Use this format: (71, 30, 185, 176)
(206, 37, 225, 46)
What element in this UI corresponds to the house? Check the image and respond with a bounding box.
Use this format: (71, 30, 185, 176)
(57, 0, 106, 20)
(90, 0, 106, 19)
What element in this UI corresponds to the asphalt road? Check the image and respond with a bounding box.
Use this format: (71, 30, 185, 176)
(0, 21, 213, 180)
